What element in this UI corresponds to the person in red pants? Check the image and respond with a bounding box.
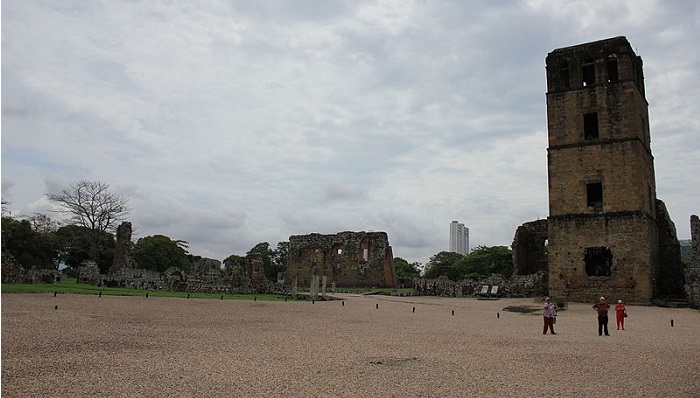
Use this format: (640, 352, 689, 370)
(614, 299, 627, 330)
(542, 297, 557, 334)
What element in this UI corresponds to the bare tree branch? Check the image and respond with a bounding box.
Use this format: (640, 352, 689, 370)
(47, 180, 130, 259)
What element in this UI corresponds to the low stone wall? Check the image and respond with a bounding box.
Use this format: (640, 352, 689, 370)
(1, 254, 63, 284)
(414, 271, 548, 298)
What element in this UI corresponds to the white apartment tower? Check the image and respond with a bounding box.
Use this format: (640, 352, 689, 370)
(449, 221, 469, 254)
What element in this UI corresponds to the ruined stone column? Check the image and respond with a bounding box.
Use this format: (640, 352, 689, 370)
(110, 221, 132, 273)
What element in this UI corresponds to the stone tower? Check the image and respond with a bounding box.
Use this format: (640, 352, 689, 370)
(545, 37, 659, 303)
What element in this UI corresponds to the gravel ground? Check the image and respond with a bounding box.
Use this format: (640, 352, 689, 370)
(2, 293, 699, 397)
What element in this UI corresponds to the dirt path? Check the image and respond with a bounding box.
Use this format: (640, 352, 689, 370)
(2, 293, 699, 397)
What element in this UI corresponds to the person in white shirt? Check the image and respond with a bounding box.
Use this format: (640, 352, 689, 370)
(543, 297, 557, 335)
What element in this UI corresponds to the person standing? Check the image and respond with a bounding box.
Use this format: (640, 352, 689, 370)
(543, 297, 557, 334)
(592, 296, 611, 336)
(614, 299, 627, 330)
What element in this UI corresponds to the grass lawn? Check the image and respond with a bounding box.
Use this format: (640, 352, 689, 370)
(1, 279, 287, 301)
(1, 279, 414, 300)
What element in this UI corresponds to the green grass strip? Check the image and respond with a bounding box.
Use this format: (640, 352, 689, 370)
(1, 279, 288, 301)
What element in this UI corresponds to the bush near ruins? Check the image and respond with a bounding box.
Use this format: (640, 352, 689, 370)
(56, 224, 115, 274)
(424, 246, 513, 281)
(393, 257, 421, 279)
(1, 216, 58, 270)
(131, 235, 190, 273)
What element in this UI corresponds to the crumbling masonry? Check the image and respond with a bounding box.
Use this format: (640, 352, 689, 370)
(684, 215, 700, 309)
(286, 231, 397, 288)
(545, 37, 683, 303)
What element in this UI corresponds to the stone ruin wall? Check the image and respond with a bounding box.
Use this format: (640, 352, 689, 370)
(414, 272, 548, 298)
(96, 221, 280, 294)
(286, 231, 397, 288)
(684, 215, 700, 309)
(512, 219, 548, 276)
(99, 255, 279, 294)
(77, 221, 284, 294)
(1, 253, 63, 284)
(656, 200, 684, 295)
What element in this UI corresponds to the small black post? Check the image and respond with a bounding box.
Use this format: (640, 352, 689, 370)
(146, 292, 149, 298)
(451, 310, 454, 316)
(54, 305, 58, 310)
(221, 295, 224, 300)
(285, 297, 288, 302)
(254, 296, 257, 302)
(376, 303, 379, 310)
(187, 294, 190, 299)
(99, 291, 102, 298)
(671, 319, 674, 327)
(341, 301, 344, 306)
(412, 307, 415, 313)
(497, 312, 500, 319)
(54, 291, 57, 297)
(312, 299, 315, 304)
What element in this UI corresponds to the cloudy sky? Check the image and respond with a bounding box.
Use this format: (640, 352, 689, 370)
(2, 0, 698, 266)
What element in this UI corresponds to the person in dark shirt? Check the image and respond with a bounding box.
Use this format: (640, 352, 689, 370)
(592, 296, 611, 336)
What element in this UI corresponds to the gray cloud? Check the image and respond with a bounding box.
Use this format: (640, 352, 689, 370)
(2, 0, 698, 265)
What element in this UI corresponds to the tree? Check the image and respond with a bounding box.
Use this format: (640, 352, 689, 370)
(55, 224, 115, 274)
(47, 180, 129, 260)
(424, 251, 465, 279)
(1, 216, 59, 269)
(131, 235, 190, 273)
(28, 213, 61, 234)
(454, 245, 513, 280)
(393, 257, 421, 279)
(272, 241, 289, 281)
(223, 254, 246, 271)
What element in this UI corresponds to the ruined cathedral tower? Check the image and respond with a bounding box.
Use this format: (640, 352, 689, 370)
(545, 37, 659, 303)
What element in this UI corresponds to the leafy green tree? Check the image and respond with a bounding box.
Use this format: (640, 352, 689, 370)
(1, 217, 59, 269)
(393, 257, 421, 279)
(223, 254, 246, 271)
(55, 224, 115, 273)
(131, 235, 190, 273)
(424, 251, 464, 279)
(272, 241, 289, 280)
(455, 245, 513, 279)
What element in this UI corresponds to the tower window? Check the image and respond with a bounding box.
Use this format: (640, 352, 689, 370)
(582, 58, 595, 86)
(583, 112, 599, 140)
(559, 60, 570, 89)
(586, 182, 603, 211)
(607, 59, 618, 82)
(585, 247, 612, 276)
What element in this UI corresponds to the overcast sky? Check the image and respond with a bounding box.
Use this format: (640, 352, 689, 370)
(2, 0, 698, 266)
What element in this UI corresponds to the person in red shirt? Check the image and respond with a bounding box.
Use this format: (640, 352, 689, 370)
(592, 296, 610, 336)
(614, 299, 627, 330)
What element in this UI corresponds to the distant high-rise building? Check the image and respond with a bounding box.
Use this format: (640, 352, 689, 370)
(449, 221, 469, 254)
